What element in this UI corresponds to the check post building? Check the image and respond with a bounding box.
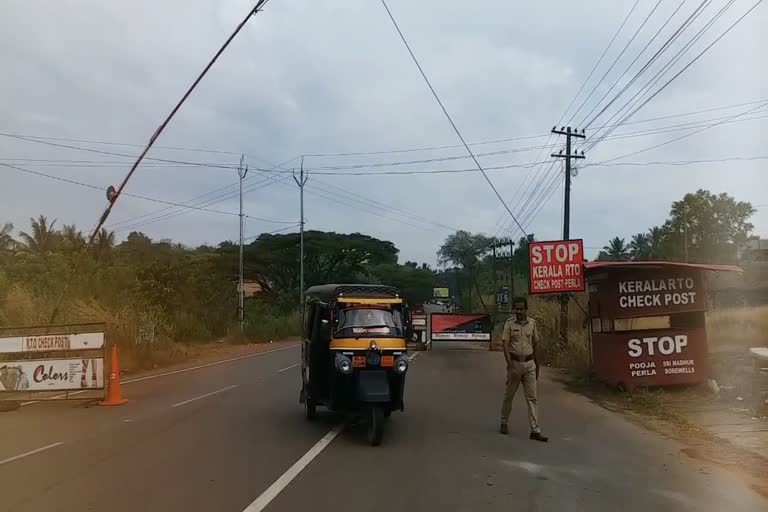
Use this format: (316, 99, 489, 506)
(584, 261, 742, 389)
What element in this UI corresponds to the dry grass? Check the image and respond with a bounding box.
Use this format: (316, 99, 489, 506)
(528, 296, 591, 372)
(706, 305, 768, 352)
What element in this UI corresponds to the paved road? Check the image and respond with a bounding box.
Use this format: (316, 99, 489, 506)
(0, 343, 765, 512)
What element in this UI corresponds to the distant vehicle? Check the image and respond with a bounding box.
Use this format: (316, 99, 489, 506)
(300, 284, 409, 446)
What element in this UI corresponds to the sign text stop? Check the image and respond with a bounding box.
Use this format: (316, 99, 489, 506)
(528, 239, 585, 294)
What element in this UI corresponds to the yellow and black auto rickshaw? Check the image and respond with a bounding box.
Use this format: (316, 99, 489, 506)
(300, 284, 409, 445)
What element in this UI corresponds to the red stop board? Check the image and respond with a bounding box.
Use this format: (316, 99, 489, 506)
(528, 239, 585, 294)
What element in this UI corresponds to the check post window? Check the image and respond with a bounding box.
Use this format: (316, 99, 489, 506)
(335, 308, 404, 338)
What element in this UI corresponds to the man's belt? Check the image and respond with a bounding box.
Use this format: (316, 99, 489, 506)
(510, 353, 534, 362)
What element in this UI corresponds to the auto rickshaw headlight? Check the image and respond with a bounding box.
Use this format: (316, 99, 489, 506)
(335, 354, 353, 374)
(394, 356, 408, 374)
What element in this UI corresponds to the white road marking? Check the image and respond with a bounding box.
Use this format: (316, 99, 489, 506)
(407, 351, 420, 362)
(125, 344, 298, 384)
(170, 385, 239, 408)
(276, 363, 300, 373)
(242, 425, 342, 512)
(21, 344, 299, 406)
(0, 442, 64, 466)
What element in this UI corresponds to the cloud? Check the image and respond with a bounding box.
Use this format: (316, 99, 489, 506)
(1, 0, 766, 266)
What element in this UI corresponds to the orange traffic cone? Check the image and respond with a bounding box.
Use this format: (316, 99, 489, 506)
(99, 344, 128, 406)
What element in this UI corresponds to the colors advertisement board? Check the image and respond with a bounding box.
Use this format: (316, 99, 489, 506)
(0, 358, 104, 391)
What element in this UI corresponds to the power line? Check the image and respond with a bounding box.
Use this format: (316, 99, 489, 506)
(581, 0, 726, 141)
(379, 0, 528, 237)
(566, 0, 649, 125)
(583, 0, 759, 151)
(578, 0, 691, 127)
(597, 100, 768, 164)
(112, 172, 294, 233)
(496, 0, 642, 238)
(243, 223, 302, 242)
(1, 160, 293, 223)
(45, 0, 273, 324)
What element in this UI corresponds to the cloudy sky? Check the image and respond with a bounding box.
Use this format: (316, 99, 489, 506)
(1, 0, 766, 264)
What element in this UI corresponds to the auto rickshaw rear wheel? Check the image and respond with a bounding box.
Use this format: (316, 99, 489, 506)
(367, 406, 384, 446)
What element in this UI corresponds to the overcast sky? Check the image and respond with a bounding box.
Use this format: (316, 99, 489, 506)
(1, 0, 766, 265)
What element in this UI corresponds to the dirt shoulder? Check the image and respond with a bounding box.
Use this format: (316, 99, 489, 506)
(551, 368, 768, 498)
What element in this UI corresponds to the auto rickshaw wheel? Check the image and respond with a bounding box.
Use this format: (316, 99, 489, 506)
(367, 406, 384, 446)
(305, 397, 317, 421)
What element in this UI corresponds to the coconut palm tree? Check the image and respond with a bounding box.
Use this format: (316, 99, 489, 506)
(648, 226, 667, 259)
(18, 215, 59, 256)
(60, 224, 85, 253)
(601, 237, 632, 261)
(94, 228, 115, 261)
(0, 221, 14, 251)
(630, 233, 651, 261)
(0, 222, 15, 264)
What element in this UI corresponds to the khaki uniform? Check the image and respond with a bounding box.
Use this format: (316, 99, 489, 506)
(500, 316, 540, 433)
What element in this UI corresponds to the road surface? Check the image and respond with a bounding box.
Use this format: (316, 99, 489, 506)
(0, 343, 765, 512)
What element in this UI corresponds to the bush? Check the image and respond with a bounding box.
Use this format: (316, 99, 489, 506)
(528, 295, 590, 371)
(242, 303, 301, 342)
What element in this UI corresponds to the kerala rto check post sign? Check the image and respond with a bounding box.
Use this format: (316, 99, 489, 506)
(528, 240, 585, 294)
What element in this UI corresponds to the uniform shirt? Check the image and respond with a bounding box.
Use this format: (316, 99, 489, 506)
(501, 316, 539, 357)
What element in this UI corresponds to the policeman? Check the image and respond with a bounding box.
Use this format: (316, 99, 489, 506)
(499, 296, 548, 442)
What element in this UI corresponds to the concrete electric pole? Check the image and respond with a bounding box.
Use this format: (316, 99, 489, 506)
(293, 157, 308, 319)
(551, 126, 585, 344)
(238, 154, 248, 336)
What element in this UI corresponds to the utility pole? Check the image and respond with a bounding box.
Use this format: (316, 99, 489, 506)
(492, 242, 497, 312)
(508, 237, 515, 300)
(238, 154, 248, 336)
(551, 126, 586, 344)
(683, 204, 689, 262)
(293, 156, 308, 318)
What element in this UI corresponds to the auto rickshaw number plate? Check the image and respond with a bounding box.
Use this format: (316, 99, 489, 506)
(353, 355, 366, 367)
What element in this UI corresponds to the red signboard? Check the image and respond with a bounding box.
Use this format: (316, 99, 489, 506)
(430, 313, 492, 341)
(591, 328, 708, 387)
(528, 239, 585, 294)
(589, 268, 705, 319)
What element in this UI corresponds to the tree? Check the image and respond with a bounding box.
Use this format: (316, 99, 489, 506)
(18, 215, 59, 256)
(237, 230, 399, 311)
(60, 224, 85, 253)
(629, 232, 651, 261)
(599, 237, 631, 261)
(369, 263, 435, 306)
(437, 231, 495, 309)
(647, 226, 667, 260)
(662, 189, 755, 263)
(0, 222, 14, 253)
(94, 228, 116, 262)
(437, 231, 493, 269)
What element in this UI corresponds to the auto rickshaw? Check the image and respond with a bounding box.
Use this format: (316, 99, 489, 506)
(300, 284, 409, 445)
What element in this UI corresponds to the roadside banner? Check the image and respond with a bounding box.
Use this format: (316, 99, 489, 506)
(0, 358, 104, 391)
(430, 313, 491, 341)
(0, 323, 107, 400)
(0, 332, 105, 354)
(529, 239, 585, 294)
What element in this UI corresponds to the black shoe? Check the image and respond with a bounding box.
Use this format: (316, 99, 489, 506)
(529, 432, 549, 442)
(499, 423, 509, 435)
